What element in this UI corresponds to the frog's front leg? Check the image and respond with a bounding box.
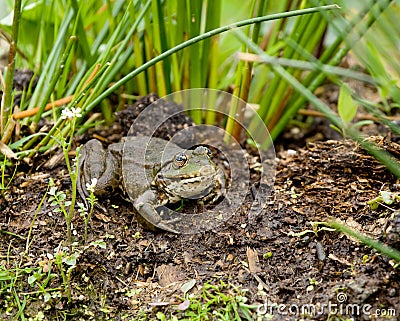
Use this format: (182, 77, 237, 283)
(134, 190, 180, 234)
(77, 139, 123, 204)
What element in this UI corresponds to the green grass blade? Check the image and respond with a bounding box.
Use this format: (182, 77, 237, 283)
(69, 0, 93, 65)
(204, 0, 221, 124)
(150, 0, 168, 96)
(132, 32, 147, 96)
(328, 219, 400, 262)
(155, 0, 171, 93)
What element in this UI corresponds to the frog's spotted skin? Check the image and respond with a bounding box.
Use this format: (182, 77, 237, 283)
(77, 136, 225, 233)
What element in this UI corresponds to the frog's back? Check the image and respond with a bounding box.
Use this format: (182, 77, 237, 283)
(122, 136, 183, 198)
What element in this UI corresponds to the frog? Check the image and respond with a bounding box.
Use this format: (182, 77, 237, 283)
(77, 136, 225, 233)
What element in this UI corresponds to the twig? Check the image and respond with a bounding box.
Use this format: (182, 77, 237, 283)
(1, 0, 22, 136)
(0, 30, 29, 62)
(297, 108, 400, 122)
(12, 96, 73, 120)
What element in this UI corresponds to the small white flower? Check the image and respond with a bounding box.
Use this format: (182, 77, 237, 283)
(71, 107, 82, 118)
(49, 186, 57, 196)
(61, 107, 83, 120)
(86, 178, 98, 194)
(61, 108, 73, 120)
(77, 202, 87, 212)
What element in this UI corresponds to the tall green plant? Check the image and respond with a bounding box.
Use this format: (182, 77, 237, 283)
(81, 5, 339, 130)
(238, 0, 394, 141)
(236, 29, 400, 178)
(0, 0, 151, 151)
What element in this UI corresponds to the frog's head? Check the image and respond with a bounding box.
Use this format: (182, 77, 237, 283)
(156, 146, 218, 200)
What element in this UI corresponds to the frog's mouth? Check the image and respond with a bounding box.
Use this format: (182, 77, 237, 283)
(158, 165, 216, 199)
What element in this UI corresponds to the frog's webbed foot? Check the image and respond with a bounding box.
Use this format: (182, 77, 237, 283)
(200, 167, 229, 205)
(134, 190, 180, 234)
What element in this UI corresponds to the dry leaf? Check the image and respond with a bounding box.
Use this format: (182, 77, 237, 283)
(177, 299, 191, 311)
(181, 279, 196, 294)
(156, 264, 186, 287)
(246, 247, 261, 273)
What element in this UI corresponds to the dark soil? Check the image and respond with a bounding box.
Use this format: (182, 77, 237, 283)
(1, 93, 400, 321)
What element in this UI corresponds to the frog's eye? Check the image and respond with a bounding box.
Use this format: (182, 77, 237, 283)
(194, 146, 212, 157)
(174, 153, 188, 168)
